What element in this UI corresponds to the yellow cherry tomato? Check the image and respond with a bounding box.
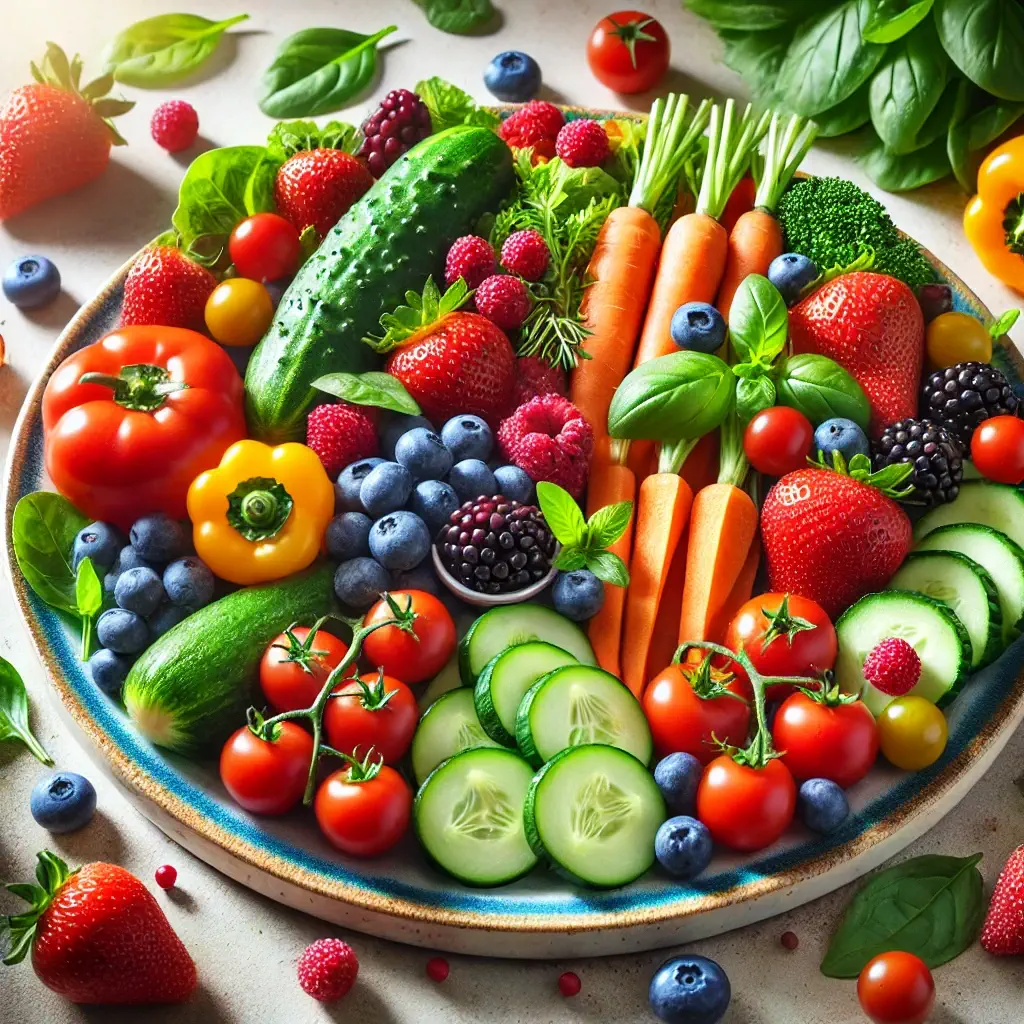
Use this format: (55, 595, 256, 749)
(925, 310, 993, 369)
(878, 696, 948, 771)
(204, 278, 274, 347)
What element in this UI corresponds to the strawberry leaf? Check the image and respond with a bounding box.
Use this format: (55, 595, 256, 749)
(266, 119, 362, 159)
(813, 449, 915, 499)
(363, 277, 472, 353)
(2, 852, 74, 966)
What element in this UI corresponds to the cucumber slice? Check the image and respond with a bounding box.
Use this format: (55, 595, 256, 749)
(836, 590, 972, 715)
(524, 744, 664, 888)
(915, 481, 1024, 550)
(417, 654, 464, 713)
(475, 642, 579, 746)
(411, 689, 501, 785)
(889, 551, 1003, 667)
(414, 747, 537, 886)
(916, 524, 1024, 644)
(458, 604, 596, 684)
(515, 665, 653, 768)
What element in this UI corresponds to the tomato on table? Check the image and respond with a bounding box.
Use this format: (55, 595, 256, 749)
(205, 278, 274, 347)
(971, 415, 1024, 485)
(743, 407, 815, 477)
(362, 591, 456, 684)
(260, 623, 349, 714)
(586, 10, 669, 94)
(696, 755, 796, 851)
(877, 696, 948, 771)
(323, 671, 418, 764)
(857, 951, 935, 1024)
(219, 721, 312, 816)
(228, 212, 301, 282)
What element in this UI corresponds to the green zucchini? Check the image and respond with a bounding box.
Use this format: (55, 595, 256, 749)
(244, 126, 515, 442)
(122, 563, 337, 755)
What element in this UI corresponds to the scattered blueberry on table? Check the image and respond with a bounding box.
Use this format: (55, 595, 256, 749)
(30, 771, 96, 833)
(649, 955, 731, 1024)
(3, 254, 61, 309)
(484, 50, 541, 102)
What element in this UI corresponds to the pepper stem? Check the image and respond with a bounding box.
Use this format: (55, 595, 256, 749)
(1004, 192, 1024, 257)
(79, 363, 189, 412)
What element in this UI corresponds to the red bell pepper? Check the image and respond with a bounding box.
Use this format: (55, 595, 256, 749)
(42, 326, 246, 528)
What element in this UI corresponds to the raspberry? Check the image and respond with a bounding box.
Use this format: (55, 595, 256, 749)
(306, 403, 378, 478)
(513, 355, 566, 406)
(150, 100, 199, 153)
(862, 637, 921, 696)
(445, 235, 497, 289)
(358, 89, 433, 178)
(498, 101, 563, 157)
(474, 274, 531, 330)
(519, 100, 565, 138)
(500, 229, 550, 281)
(498, 394, 594, 498)
(555, 119, 610, 168)
(297, 938, 358, 1002)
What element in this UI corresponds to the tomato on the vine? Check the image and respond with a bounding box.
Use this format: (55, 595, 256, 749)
(228, 212, 301, 282)
(743, 407, 815, 477)
(696, 755, 796, 851)
(323, 671, 418, 764)
(857, 951, 935, 1024)
(362, 591, 456, 684)
(877, 696, 947, 771)
(971, 415, 1024, 485)
(586, 11, 669, 94)
(260, 623, 348, 714)
(219, 721, 312, 816)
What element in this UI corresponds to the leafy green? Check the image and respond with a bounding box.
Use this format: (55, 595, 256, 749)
(415, 76, 499, 132)
(258, 25, 397, 118)
(413, 0, 496, 35)
(858, 127, 953, 191)
(821, 853, 984, 977)
(312, 371, 421, 415)
(75, 558, 103, 660)
(0, 657, 52, 767)
(265, 119, 361, 158)
(862, 0, 934, 43)
(718, 28, 791, 103)
(686, 0, 828, 30)
(934, 0, 1024, 102)
(811, 84, 872, 137)
(728, 274, 788, 371)
(947, 79, 1024, 190)
(736, 376, 777, 426)
(775, 353, 872, 429)
(12, 492, 89, 615)
(103, 13, 249, 86)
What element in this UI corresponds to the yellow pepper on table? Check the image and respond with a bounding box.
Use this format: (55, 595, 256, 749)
(964, 136, 1024, 295)
(187, 440, 334, 586)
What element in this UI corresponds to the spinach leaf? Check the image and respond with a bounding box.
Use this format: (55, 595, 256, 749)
(718, 28, 792, 103)
(858, 127, 952, 190)
(413, 0, 496, 35)
(258, 25, 397, 118)
(909, 77, 962, 151)
(0, 656, 53, 766)
(415, 76, 499, 132)
(103, 13, 249, 86)
(312, 371, 421, 415)
(12, 492, 89, 615)
(728, 274, 788, 369)
(821, 853, 984, 977)
(935, 0, 1024, 102)
(687, 0, 829, 30)
(862, 0, 934, 43)
(947, 79, 1024, 190)
(775, 353, 872, 429)
(809, 84, 871, 137)
(777, 0, 886, 117)
(76, 558, 103, 660)
(736, 375, 777, 426)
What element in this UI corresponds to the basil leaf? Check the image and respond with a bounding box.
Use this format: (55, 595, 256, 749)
(0, 656, 53, 767)
(736, 375, 777, 426)
(553, 548, 588, 572)
(585, 550, 630, 588)
(862, 0, 934, 43)
(587, 501, 633, 550)
(258, 25, 397, 118)
(537, 482, 587, 547)
(812, 83, 872, 138)
(776, 353, 872, 429)
(103, 13, 249, 86)
(413, 0, 496, 34)
(934, 0, 1024, 103)
(821, 853, 985, 977)
(75, 558, 103, 660)
(947, 78, 1024, 190)
(415, 76, 498, 132)
(312, 371, 421, 415)
(686, 0, 827, 30)
(858, 127, 952, 191)
(728, 274, 788, 368)
(12, 492, 89, 615)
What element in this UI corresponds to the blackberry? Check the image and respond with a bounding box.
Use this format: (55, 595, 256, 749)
(920, 361, 1020, 449)
(358, 89, 433, 178)
(438, 495, 556, 595)
(873, 418, 963, 507)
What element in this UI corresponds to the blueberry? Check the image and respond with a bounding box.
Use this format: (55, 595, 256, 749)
(798, 778, 849, 834)
(3, 255, 61, 309)
(148, 602, 190, 639)
(484, 50, 541, 102)
(129, 514, 188, 563)
(114, 566, 165, 616)
(96, 607, 149, 654)
(768, 252, 819, 306)
(369, 511, 432, 571)
(670, 302, 726, 354)
(335, 457, 386, 512)
(334, 557, 391, 609)
(390, 562, 443, 597)
(654, 752, 703, 816)
(552, 569, 604, 621)
(30, 772, 96, 834)
(411, 479, 460, 537)
(111, 544, 155, 575)
(72, 522, 123, 573)
(380, 414, 433, 460)
(655, 815, 714, 880)
(163, 556, 215, 609)
(88, 648, 132, 696)
(395, 427, 453, 482)
(449, 459, 497, 502)
(813, 417, 870, 462)
(360, 461, 413, 518)
(441, 415, 494, 462)
(493, 464, 535, 503)
(916, 282, 953, 324)
(326, 512, 373, 561)
(649, 956, 731, 1024)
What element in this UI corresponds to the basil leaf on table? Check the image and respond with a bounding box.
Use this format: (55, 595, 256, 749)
(0, 656, 53, 767)
(12, 492, 89, 615)
(858, 127, 953, 191)
(312, 371, 421, 415)
(75, 558, 103, 660)
(258, 25, 397, 118)
(413, 0, 496, 35)
(862, 0, 934, 43)
(728, 274, 788, 369)
(776, 354, 871, 430)
(685, 0, 825, 31)
(934, 0, 1024, 103)
(947, 79, 1024, 191)
(103, 13, 249, 86)
(736, 376, 777, 426)
(821, 853, 985, 977)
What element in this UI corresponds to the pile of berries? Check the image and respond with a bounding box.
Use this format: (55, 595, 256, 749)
(359, 89, 433, 178)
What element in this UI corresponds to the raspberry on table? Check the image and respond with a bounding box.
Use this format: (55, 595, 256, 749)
(306, 403, 378, 478)
(500, 229, 550, 281)
(555, 119, 611, 168)
(150, 100, 199, 152)
(297, 938, 359, 1002)
(863, 637, 921, 696)
(474, 274, 531, 330)
(445, 235, 497, 289)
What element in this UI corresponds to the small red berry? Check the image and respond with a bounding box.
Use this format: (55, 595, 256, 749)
(426, 956, 450, 982)
(445, 235, 497, 289)
(500, 229, 550, 281)
(555, 119, 610, 168)
(780, 931, 799, 951)
(306, 402, 379, 478)
(474, 274, 531, 331)
(981, 844, 1024, 955)
(558, 971, 582, 997)
(154, 864, 177, 890)
(518, 100, 565, 139)
(863, 637, 922, 697)
(297, 938, 359, 1002)
(150, 100, 199, 153)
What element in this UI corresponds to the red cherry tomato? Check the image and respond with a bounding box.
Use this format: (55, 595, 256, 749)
(642, 654, 751, 764)
(260, 625, 349, 714)
(228, 212, 301, 282)
(586, 10, 670, 94)
(219, 722, 312, 815)
(314, 764, 412, 857)
(696, 755, 796, 851)
(772, 690, 879, 788)
(362, 591, 456, 684)
(744, 407, 815, 477)
(970, 415, 1024, 484)
(323, 672, 418, 764)
(857, 951, 935, 1024)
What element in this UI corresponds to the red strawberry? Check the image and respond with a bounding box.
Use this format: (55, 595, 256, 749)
(789, 272, 924, 436)
(981, 845, 1024, 956)
(0, 44, 133, 220)
(862, 637, 921, 696)
(3, 851, 196, 1004)
(121, 246, 218, 331)
(500, 229, 549, 281)
(498, 101, 564, 160)
(445, 235, 496, 289)
(275, 149, 373, 239)
(761, 461, 913, 618)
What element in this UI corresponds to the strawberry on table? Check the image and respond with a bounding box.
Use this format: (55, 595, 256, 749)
(120, 245, 218, 332)
(982, 844, 1024, 956)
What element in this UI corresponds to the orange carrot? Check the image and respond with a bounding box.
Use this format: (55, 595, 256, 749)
(644, 521, 689, 689)
(706, 533, 761, 644)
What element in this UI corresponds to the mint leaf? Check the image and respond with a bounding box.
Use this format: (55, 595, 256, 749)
(586, 501, 632, 549)
(990, 309, 1020, 339)
(585, 550, 629, 588)
(312, 371, 421, 415)
(553, 548, 588, 572)
(415, 76, 486, 132)
(537, 482, 586, 546)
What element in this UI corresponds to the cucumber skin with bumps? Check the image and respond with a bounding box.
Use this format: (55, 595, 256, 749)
(123, 563, 338, 756)
(244, 126, 515, 442)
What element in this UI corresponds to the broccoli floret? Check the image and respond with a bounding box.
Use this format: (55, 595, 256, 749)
(777, 176, 935, 289)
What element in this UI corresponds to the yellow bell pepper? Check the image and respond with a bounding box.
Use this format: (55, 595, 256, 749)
(187, 440, 334, 586)
(964, 135, 1024, 294)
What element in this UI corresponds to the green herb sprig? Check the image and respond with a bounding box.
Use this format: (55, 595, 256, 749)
(0, 657, 53, 767)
